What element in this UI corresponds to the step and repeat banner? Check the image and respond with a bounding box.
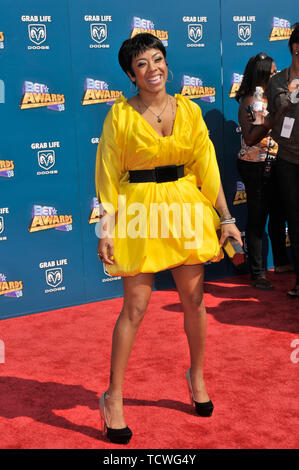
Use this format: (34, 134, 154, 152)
(0, 0, 295, 319)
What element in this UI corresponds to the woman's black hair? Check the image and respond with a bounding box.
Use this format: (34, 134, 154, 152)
(235, 52, 274, 102)
(289, 23, 299, 54)
(118, 33, 166, 79)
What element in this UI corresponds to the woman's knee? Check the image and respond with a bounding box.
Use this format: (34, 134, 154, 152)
(121, 301, 148, 327)
(182, 290, 204, 312)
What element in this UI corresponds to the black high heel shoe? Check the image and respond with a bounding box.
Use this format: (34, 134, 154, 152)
(99, 392, 133, 444)
(186, 369, 214, 417)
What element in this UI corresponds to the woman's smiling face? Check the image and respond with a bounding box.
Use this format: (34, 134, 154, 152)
(128, 48, 168, 93)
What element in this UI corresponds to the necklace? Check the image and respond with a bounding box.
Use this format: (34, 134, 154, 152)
(138, 95, 169, 123)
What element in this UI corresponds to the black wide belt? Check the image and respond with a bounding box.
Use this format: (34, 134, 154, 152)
(129, 165, 184, 183)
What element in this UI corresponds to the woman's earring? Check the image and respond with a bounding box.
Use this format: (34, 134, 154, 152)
(130, 80, 137, 94)
(167, 69, 174, 83)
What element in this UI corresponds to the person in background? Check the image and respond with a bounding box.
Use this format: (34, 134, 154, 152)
(236, 52, 292, 290)
(265, 23, 299, 297)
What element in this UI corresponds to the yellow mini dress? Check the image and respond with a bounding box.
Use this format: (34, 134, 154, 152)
(95, 94, 222, 277)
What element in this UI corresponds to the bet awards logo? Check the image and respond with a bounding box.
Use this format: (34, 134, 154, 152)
(82, 78, 122, 105)
(21, 15, 51, 50)
(0, 159, 14, 178)
(229, 73, 243, 98)
(29, 205, 72, 232)
(233, 181, 247, 205)
(0, 31, 4, 49)
(131, 17, 168, 47)
(269, 17, 292, 41)
(84, 15, 111, 48)
(0, 273, 23, 298)
(89, 198, 100, 224)
(20, 81, 65, 111)
(233, 16, 255, 46)
(181, 75, 215, 102)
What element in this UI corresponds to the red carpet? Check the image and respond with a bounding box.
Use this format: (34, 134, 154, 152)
(0, 272, 298, 449)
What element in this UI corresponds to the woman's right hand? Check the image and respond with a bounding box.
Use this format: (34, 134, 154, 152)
(97, 237, 115, 265)
(239, 97, 270, 146)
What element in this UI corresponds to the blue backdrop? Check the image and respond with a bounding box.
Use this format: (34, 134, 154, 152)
(0, 0, 296, 319)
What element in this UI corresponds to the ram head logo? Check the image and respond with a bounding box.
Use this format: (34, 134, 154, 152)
(46, 268, 63, 288)
(238, 23, 251, 42)
(28, 24, 47, 45)
(90, 23, 107, 44)
(38, 150, 55, 170)
(188, 24, 203, 43)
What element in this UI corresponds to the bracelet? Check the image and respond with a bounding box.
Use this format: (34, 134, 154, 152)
(220, 217, 236, 225)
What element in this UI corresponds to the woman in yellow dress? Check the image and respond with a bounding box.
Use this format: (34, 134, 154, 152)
(95, 33, 242, 444)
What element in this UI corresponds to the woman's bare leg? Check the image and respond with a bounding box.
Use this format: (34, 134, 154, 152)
(104, 272, 154, 429)
(171, 264, 210, 403)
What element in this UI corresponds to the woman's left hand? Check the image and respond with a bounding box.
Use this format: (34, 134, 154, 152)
(219, 223, 243, 247)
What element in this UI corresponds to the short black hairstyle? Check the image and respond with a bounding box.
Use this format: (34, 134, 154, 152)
(289, 23, 299, 54)
(118, 33, 166, 78)
(235, 52, 274, 102)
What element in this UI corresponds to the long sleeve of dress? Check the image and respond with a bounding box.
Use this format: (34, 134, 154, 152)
(188, 102, 220, 207)
(95, 104, 123, 216)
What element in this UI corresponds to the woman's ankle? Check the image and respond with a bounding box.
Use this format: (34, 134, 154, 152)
(106, 387, 123, 400)
(189, 368, 205, 384)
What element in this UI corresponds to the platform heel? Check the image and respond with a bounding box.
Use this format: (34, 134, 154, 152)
(185, 369, 214, 417)
(99, 392, 133, 444)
